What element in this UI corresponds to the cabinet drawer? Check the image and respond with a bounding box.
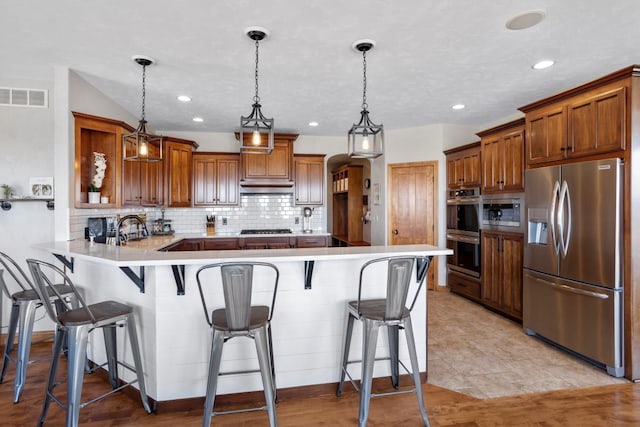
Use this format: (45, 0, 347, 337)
(202, 238, 239, 250)
(448, 272, 481, 302)
(296, 236, 328, 248)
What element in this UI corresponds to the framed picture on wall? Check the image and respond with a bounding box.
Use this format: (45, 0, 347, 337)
(373, 183, 380, 205)
(29, 177, 54, 199)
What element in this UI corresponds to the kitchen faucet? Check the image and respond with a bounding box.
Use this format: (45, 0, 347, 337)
(115, 215, 149, 246)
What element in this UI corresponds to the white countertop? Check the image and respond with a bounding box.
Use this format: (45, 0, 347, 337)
(34, 237, 451, 267)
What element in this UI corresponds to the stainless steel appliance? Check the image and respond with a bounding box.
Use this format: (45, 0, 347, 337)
(302, 207, 314, 233)
(446, 187, 481, 278)
(482, 193, 524, 233)
(523, 158, 623, 377)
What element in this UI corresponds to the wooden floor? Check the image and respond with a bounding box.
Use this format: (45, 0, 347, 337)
(1, 340, 640, 426)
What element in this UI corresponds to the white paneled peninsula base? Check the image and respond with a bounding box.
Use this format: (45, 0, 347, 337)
(35, 239, 450, 405)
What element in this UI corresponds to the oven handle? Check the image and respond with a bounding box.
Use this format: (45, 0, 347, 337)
(446, 233, 480, 244)
(447, 197, 481, 205)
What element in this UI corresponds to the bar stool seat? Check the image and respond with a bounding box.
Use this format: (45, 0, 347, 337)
(0, 251, 75, 403)
(197, 262, 280, 427)
(27, 259, 151, 427)
(336, 256, 432, 427)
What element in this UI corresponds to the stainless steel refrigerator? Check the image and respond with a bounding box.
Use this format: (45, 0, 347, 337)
(523, 158, 623, 377)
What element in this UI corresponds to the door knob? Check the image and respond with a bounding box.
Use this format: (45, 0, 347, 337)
(392, 229, 399, 235)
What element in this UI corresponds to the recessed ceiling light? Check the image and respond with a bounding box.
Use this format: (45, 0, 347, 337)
(533, 60, 555, 70)
(177, 95, 192, 102)
(192, 117, 204, 122)
(308, 121, 319, 127)
(452, 104, 465, 110)
(506, 9, 546, 30)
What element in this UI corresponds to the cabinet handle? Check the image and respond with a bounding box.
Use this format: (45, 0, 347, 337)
(560, 147, 567, 151)
(392, 229, 399, 235)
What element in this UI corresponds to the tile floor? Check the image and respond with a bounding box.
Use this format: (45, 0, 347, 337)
(427, 290, 627, 399)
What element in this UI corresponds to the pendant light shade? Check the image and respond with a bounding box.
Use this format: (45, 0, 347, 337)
(240, 27, 274, 154)
(348, 40, 384, 159)
(123, 55, 163, 162)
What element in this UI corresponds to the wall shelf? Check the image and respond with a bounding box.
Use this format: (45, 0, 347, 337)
(0, 198, 55, 211)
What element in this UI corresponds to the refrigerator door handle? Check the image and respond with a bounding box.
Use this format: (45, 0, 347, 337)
(533, 277, 609, 300)
(558, 180, 572, 257)
(550, 180, 561, 254)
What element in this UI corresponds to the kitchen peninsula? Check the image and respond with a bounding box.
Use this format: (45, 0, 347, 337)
(35, 237, 450, 408)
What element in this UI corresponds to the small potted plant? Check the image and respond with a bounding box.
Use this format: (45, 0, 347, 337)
(88, 152, 107, 204)
(1, 184, 14, 200)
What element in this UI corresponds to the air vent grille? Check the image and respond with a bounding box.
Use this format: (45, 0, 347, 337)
(0, 87, 48, 108)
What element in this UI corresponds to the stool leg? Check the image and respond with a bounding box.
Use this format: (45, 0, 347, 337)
(0, 301, 19, 384)
(203, 329, 224, 427)
(14, 300, 38, 402)
(336, 312, 355, 397)
(39, 326, 66, 427)
(359, 318, 379, 427)
(126, 313, 151, 413)
(404, 317, 429, 426)
(267, 323, 278, 400)
(388, 324, 400, 389)
(66, 325, 89, 427)
(103, 324, 119, 389)
(255, 325, 278, 427)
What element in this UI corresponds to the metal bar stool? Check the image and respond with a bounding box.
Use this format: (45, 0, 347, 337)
(26, 259, 151, 427)
(336, 256, 432, 427)
(0, 251, 74, 403)
(196, 262, 279, 427)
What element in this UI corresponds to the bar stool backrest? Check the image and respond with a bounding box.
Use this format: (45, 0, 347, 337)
(196, 262, 279, 330)
(358, 256, 426, 320)
(26, 259, 95, 326)
(0, 251, 33, 298)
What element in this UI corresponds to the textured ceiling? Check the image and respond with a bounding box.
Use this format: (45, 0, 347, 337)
(2, 0, 640, 136)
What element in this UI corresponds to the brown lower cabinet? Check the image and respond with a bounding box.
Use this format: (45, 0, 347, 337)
(447, 271, 481, 303)
(481, 231, 523, 321)
(161, 236, 328, 252)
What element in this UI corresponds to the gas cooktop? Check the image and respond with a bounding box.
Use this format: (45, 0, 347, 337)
(239, 229, 293, 235)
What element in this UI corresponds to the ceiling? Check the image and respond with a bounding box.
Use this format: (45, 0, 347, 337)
(2, 1, 640, 136)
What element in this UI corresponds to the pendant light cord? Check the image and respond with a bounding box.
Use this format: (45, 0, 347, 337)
(361, 49, 368, 110)
(141, 63, 147, 122)
(254, 39, 260, 104)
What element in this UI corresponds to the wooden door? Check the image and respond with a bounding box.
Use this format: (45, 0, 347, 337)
(140, 144, 163, 205)
(193, 156, 217, 206)
(216, 156, 239, 205)
(166, 142, 192, 207)
(462, 151, 480, 187)
(122, 160, 141, 205)
(501, 233, 523, 319)
(388, 161, 437, 290)
(481, 231, 501, 310)
(481, 137, 500, 193)
(501, 129, 525, 193)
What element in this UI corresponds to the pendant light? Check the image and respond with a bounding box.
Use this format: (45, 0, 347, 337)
(123, 55, 163, 162)
(348, 39, 384, 159)
(239, 27, 274, 154)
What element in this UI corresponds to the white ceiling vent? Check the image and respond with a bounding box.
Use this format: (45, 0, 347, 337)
(0, 87, 48, 108)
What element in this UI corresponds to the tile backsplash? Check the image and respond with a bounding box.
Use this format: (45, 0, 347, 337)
(70, 194, 325, 239)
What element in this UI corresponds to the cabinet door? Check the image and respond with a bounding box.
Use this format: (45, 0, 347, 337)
(501, 129, 524, 192)
(193, 157, 217, 206)
(166, 142, 192, 207)
(568, 87, 626, 158)
(140, 144, 163, 205)
(462, 152, 480, 187)
(294, 155, 325, 205)
(242, 140, 292, 182)
(122, 160, 141, 205)
(526, 106, 566, 165)
(216, 157, 239, 205)
(446, 158, 458, 189)
(500, 233, 523, 319)
(296, 236, 328, 248)
(481, 137, 500, 193)
(202, 238, 239, 250)
(481, 232, 501, 309)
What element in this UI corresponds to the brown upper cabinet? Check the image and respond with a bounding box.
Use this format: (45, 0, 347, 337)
(193, 153, 240, 206)
(164, 136, 198, 207)
(520, 74, 628, 167)
(477, 119, 525, 194)
(444, 142, 481, 190)
(294, 154, 325, 205)
(123, 142, 163, 206)
(238, 134, 297, 187)
(73, 112, 130, 208)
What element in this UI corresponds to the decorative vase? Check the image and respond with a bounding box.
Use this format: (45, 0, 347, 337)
(88, 192, 101, 204)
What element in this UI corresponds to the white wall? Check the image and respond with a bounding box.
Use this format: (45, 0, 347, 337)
(0, 78, 56, 330)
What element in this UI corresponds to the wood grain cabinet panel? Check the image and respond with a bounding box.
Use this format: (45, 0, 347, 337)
(477, 119, 524, 194)
(526, 106, 566, 165)
(481, 231, 523, 320)
(193, 153, 239, 206)
(294, 154, 325, 205)
(165, 138, 195, 207)
(444, 143, 481, 190)
(239, 134, 298, 186)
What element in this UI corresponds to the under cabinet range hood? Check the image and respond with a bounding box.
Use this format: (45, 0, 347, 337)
(239, 183, 294, 194)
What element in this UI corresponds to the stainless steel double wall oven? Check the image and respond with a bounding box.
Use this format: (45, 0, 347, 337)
(446, 188, 481, 278)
